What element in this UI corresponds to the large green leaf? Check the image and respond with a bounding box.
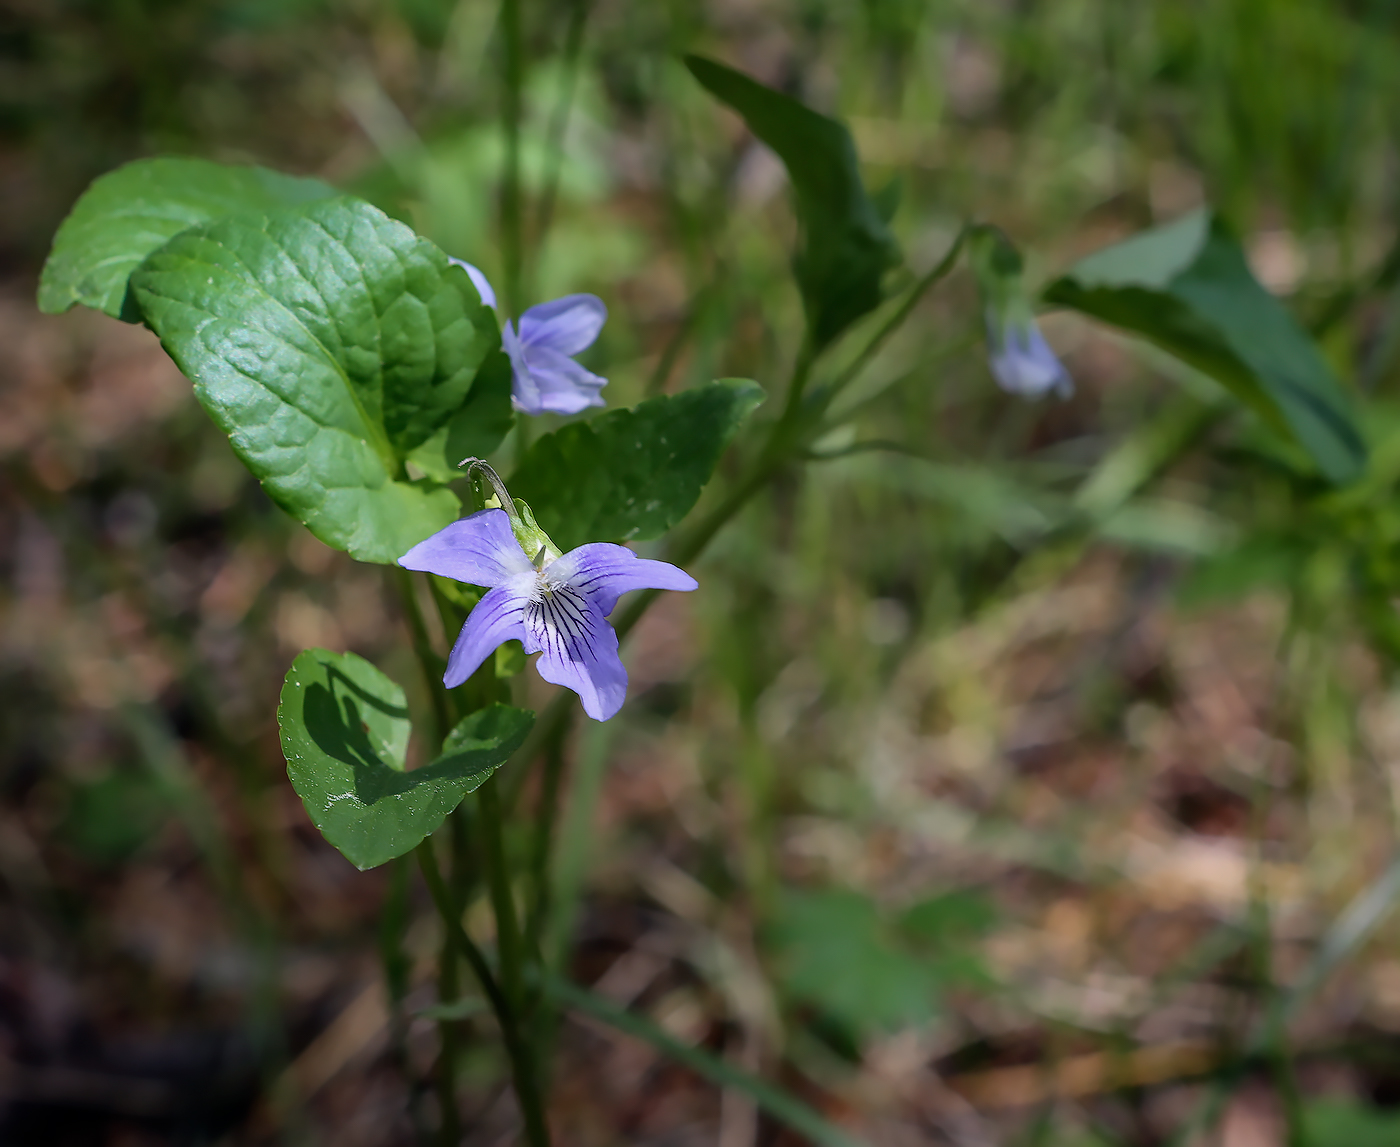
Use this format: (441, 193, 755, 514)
(1044, 210, 1366, 485)
(131, 196, 510, 563)
(509, 379, 764, 552)
(39, 157, 336, 321)
(405, 349, 515, 483)
(278, 648, 534, 870)
(685, 56, 898, 350)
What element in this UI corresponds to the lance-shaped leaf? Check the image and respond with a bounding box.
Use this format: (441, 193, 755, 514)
(1044, 210, 1366, 485)
(39, 157, 336, 321)
(509, 379, 764, 552)
(131, 196, 511, 562)
(278, 648, 534, 870)
(685, 55, 898, 351)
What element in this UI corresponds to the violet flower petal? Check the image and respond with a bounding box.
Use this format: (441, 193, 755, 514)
(550, 543, 699, 617)
(447, 258, 497, 310)
(523, 585, 627, 721)
(502, 321, 545, 414)
(518, 294, 607, 356)
(398, 509, 532, 587)
(519, 346, 607, 415)
(445, 584, 529, 688)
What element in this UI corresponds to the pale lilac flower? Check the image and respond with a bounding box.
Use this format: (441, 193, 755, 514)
(399, 509, 696, 721)
(985, 312, 1073, 399)
(502, 295, 609, 415)
(446, 260, 608, 416)
(968, 224, 1072, 400)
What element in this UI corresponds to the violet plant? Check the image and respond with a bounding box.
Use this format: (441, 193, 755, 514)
(34, 45, 1369, 1147)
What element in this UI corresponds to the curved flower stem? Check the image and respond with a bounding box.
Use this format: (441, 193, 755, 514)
(812, 227, 967, 415)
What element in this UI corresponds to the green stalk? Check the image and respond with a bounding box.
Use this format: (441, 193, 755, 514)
(434, 881, 461, 1147)
(524, 722, 569, 969)
(379, 856, 427, 1139)
(532, 0, 589, 280)
(393, 567, 453, 751)
(478, 775, 552, 1145)
(543, 975, 864, 1147)
(482, 250, 969, 1131)
(416, 840, 549, 1145)
(500, 0, 525, 320)
(812, 226, 967, 413)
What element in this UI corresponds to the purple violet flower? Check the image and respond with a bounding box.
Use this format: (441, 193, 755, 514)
(399, 509, 697, 721)
(985, 313, 1073, 399)
(447, 259, 609, 416)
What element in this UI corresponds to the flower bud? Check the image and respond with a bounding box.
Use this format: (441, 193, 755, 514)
(968, 225, 1072, 399)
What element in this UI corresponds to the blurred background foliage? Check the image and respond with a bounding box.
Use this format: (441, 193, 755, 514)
(8, 0, 1400, 1144)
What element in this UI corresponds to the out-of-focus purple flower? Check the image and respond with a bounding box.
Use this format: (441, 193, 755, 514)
(503, 295, 608, 416)
(446, 260, 608, 416)
(985, 312, 1073, 399)
(399, 509, 696, 721)
(969, 225, 1072, 400)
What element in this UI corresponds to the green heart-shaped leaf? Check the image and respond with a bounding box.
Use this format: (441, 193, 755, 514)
(685, 56, 899, 351)
(131, 196, 511, 562)
(509, 379, 764, 552)
(278, 648, 534, 870)
(39, 157, 336, 321)
(1044, 210, 1366, 485)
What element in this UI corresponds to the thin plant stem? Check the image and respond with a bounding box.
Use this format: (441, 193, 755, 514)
(435, 890, 462, 1147)
(500, 0, 525, 320)
(524, 721, 569, 969)
(379, 856, 429, 1140)
(814, 227, 967, 412)
(778, 338, 816, 427)
(394, 567, 453, 751)
(532, 0, 589, 280)
(646, 283, 711, 396)
(416, 839, 549, 1145)
(478, 775, 552, 1145)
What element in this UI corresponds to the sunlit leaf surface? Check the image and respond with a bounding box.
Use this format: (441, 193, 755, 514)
(39, 157, 336, 321)
(131, 196, 510, 562)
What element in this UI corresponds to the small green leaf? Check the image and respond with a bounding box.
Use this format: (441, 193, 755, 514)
(509, 379, 764, 552)
(39, 157, 336, 321)
(1176, 535, 1308, 607)
(1304, 1100, 1400, 1147)
(131, 196, 500, 563)
(685, 56, 899, 350)
(1044, 210, 1367, 485)
(61, 771, 172, 863)
(768, 889, 940, 1039)
(897, 891, 998, 946)
(277, 649, 534, 870)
